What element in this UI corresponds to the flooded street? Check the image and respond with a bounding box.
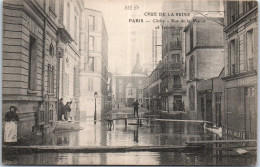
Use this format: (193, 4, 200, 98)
(3, 120, 256, 165)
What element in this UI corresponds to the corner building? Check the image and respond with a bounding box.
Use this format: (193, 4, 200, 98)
(222, 1, 257, 139)
(2, 0, 81, 138)
(79, 8, 109, 121)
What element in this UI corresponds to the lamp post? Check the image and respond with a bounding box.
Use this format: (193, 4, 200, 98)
(165, 88, 169, 113)
(94, 92, 98, 124)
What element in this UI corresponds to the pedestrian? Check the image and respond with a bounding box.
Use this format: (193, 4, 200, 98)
(181, 101, 185, 112)
(4, 106, 19, 145)
(58, 98, 65, 121)
(64, 102, 71, 121)
(132, 100, 140, 117)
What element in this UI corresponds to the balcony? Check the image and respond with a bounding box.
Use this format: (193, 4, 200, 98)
(160, 62, 182, 76)
(169, 41, 182, 51)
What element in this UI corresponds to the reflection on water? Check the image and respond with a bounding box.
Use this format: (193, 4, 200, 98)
(3, 120, 256, 165)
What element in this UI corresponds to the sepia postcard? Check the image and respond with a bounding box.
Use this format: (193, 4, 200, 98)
(1, 0, 258, 166)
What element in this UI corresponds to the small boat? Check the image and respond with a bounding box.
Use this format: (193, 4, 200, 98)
(203, 123, 222, 138)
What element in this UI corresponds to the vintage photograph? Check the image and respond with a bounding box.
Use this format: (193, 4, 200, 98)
(2, 0, 258, 165)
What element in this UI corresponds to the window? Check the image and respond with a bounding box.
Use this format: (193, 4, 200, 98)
(49, 44, 54, 57)
(173, 75, 181, 87)
(189, 86, 195, 111)
(89, 36, 94, 51)
(119, 85, 123, 93)
(230, 39, 236, 74)
(189, 56, 195, 80)
(47, 65, 55, 93)
(190, 27, 193, 50)
(74, 16, 78, 42)
(88, 78, 94, 91)
(227, 38, 240, 75)
(64, 73, 69, 96)
(89, 15, 95, 31)
(128, 89, 133, 95)
(173, 95, 182, 111)
(170, 29, 181, 50)
(138, 89, 143, 94)
(247, 29, 254, 70)
(172, 54, 180, 63)
(67, 3, 70, 31)
(85, 57, 94, 72)
(28, 35, 37, 90)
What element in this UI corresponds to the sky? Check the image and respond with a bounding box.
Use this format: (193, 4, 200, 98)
(84, 0, 164, 74)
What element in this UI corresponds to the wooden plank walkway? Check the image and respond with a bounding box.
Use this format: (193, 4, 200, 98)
(2, 145, 201, 154)
(186, 139, 257, 145)
(153, 119, 212, 123)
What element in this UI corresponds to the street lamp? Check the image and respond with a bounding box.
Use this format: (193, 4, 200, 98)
(94, 92, 98, 124)
(165, 88, 169, 113)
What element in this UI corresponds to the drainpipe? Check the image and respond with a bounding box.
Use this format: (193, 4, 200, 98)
(42, 0, 46, 103)
(40, 0, 47, 134)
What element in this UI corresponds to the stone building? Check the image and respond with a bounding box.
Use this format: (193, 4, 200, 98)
(58, 0, 83, 121)
(113, 54, 147, 108)
(2, 0, 82, 138)
(222, 1, 257, 139)
(184, 0, 224, 120)
(160, 1, 189, 113)
(148, 62, 162, 112)
(79, 8, 109, 121)
(196, 68, 225, 125)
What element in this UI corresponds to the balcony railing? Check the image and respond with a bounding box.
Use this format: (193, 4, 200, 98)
(160, 62, 182, 75)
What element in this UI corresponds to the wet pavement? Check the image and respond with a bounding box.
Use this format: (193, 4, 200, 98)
(2, 119, 257, 165)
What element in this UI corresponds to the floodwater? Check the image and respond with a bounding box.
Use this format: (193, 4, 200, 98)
(2, 119, 257, 165)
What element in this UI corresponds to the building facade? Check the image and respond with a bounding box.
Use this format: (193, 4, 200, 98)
(113, 54, 147, 108)
(160, 1, 193, 114)
(59, 0, 83, 121)
(148, 62, 162, 112)
(184, 0, 225, 119)
(222, 1, 257, 139)
(79, 8, 109, 121)
(196, 69, 225, 125)
(2, 0, 82, 138)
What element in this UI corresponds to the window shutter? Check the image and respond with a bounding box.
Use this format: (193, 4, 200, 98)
(52, 66, 55, 93)
(253, 27, 258, 69)
(235, 38, 240, 73)
(227, 42, 231, 75)
(243, 33, 247, 71)
(31, 39, 38, 90)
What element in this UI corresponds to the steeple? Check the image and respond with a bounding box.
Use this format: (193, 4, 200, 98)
(132, 52, 143, 74)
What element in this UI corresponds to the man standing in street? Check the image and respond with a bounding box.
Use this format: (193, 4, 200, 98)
(58, 98, 65, 121)
(133, 100, 140, 118)
(4, 106, 19, 145)
(64, 101, 72, 121)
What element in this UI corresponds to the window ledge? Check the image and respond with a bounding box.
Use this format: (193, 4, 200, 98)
(27, 90, 39, 94)
(47, 93, 55, 96)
